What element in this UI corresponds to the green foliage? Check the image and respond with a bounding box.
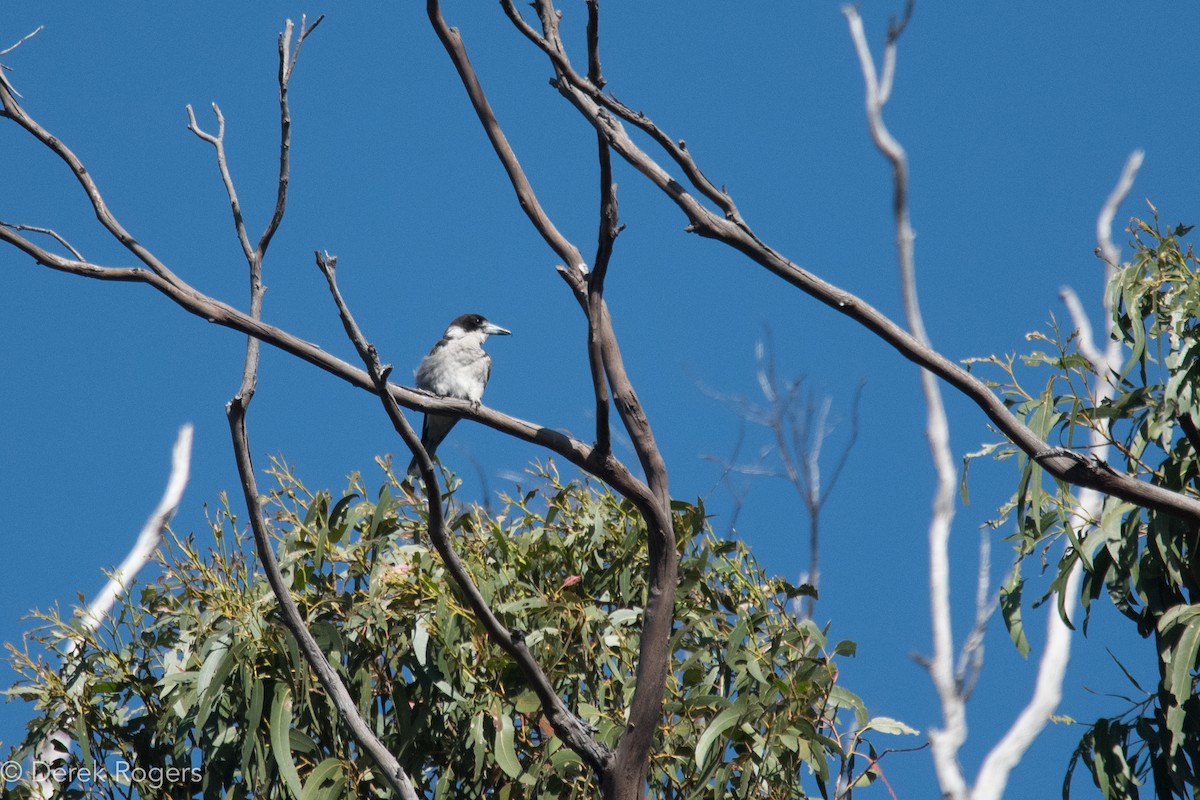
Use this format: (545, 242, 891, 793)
(5, 460, 894, 798)
(970, 208, 1200, 797)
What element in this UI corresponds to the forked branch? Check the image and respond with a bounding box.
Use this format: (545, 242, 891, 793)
(428, 4, 676, 797)
(971, 150, 1145, 800)
(213, 20, 416, 796)
(228, 400, 419, 800)
(316, 252, 612, 773)
(487, 0, 1200, 525)
(843, 9, 966, 796)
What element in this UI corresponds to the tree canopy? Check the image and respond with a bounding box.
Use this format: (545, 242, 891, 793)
(7, 463, 897, 798)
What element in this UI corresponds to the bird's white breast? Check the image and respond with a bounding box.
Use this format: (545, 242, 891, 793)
(415, 332, 492, 402)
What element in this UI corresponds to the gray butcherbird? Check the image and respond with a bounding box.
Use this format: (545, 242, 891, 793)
(406, 313, 511, 477)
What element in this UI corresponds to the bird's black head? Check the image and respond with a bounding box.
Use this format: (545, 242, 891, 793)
(449, 313, 489, 331)
(445, 313, 512, 338)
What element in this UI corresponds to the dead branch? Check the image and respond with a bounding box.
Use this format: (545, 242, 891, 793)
(486, 0, 1200, 526)
(228, 400, 419, 799)
(428, 5, 677, 796)
(215, 22, 416, 797)
(31, 425, 193, 800)
(585, 0, 619, 458)
(0, 220, 84, 261)
(0, 26, 43, 59)
(729, 333, 863, 619)
(971, 150, 1145, 800)
(316, 251, 613, 773)
(843, 8, 967, 797)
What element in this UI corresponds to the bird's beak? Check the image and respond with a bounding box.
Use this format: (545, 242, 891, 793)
(484, 322, 512, 336)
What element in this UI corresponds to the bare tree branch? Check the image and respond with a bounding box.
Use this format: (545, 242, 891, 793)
(0, 220, 84, 261)
(0, 26, 43, 97)
(954, 530, 997, 702)
(262, 15, 322, 258)
(209, 23, 418, 797)
(486, 0, 1200, 525)
(186, 103, 255, 261)
(81, 425, 195, 631)
(0, 26, 43, 59)
(972, 150, 1144, 800)
(1096, 150, 1144, 273)
(586, 0, 619, 458)
(427, 1, 582, 270)
(428, 6, 677, 796)
(316, 251, 613, 773)
(747, 333, 861, 619)
(32, 424, 193, 800)
(227, 401, 420, 800)
(188, 15, 320, 401)
(1064, 150, 1144, 376)
(1060, 286, 1104, 373)
(843, 10, 966, 796)
(500, 0, 747, 229)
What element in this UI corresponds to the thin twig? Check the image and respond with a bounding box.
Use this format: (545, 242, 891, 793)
(0, 26, 43, 58)
(186, 103, 255, 262)
(701, 416, 752, 536)
(501, 0, 746, 228)
(260, 16, 323, 258)
(0, 220, 84, 261)
(0, 26, 43, 97)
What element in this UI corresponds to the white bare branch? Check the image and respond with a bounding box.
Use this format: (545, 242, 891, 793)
(31, 424, 194, 800)
(1060, 286, 1104, 372)
(844, 7, 967, 797)
(0, 26, 43, 58)
(1097, 150, 1145, 272)
(78, 424, 194, 631)
(973, 153, 1141, 799)
(1064, 149, 1144, 375)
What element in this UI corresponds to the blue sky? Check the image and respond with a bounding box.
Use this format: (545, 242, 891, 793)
(2, 2, 1199, 796)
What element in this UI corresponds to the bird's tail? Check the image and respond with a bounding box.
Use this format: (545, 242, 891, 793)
(406, 413, 457, 479)
(405, 455, 422, 479)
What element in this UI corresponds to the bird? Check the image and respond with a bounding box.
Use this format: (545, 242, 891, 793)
(406, 313, 511, 477)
